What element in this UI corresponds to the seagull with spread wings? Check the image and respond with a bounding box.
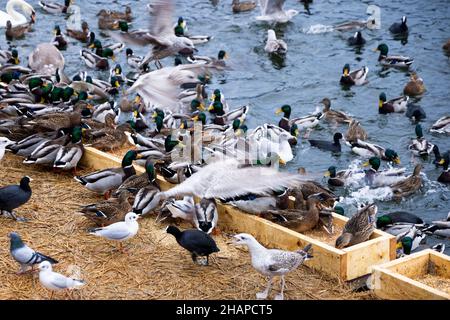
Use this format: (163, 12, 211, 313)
(256, 0, 299, 23)
(159, 157, 305, 200)
(109, 0, 196, 69)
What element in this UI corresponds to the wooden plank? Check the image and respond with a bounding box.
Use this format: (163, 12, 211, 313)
(79, 147, 394, 281)
(388, 251, 430, 278)
(371, 266, 450, 300)
(429, 251, 450, 277)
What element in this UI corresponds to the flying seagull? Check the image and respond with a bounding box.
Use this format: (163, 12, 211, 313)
(256, 0, 299, 23)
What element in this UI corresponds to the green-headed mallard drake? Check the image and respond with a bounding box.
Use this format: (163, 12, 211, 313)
(350, 139, 400, 164)
(210, 102, 249, 126)
(232, 0, 256, 13)
(23, 132, 70, 166)
(97, 6, 132, 22)
(0, 48, 20, 64)
(390, 164, 422, 200)
(275, 104, 291, 131)
(345, 119, 368, 143)
(362, 156, 407, 187)
(339, 64, 368, 86)
(5, 19, 33, 40)
(80, 48, 110, 70)
(309, 132, 343, 153)
(374, 43, 413, 68)
(66, 21, 89, 42)
(389, 16, 408, 35)
(74, 150, 141, 198)
(324, 166, 352, 187)
(53, 126, 84, 173)
(289, 113, 323, 132)
(403, 72, 426, 96)
(132, 186, 162, 216)
(335, 203, 377, 248)
(320, 98, 352, 124)
(52, 25, 68, 50)
(378, 92, 408, 114)
(194, 198, 218, 234)
(113, 158, 161, 197)
(125, 48, 143, 70)
(408, 124, 434, 158)
(437, 153, 450, 184)
(88, 32, 124, 55)
(376, 211, 423, 229)
(80, 189, 133, 227)
(38, 0, 72, 14)
(261, 194, 323, 233)
(430, 115, 450, 134)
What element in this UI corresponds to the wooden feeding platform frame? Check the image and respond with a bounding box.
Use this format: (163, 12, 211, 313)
(80, 147, 396, 282)
(370, 249, 450, 300)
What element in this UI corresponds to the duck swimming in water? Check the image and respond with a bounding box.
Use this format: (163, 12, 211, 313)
(308, 133, 343, 153)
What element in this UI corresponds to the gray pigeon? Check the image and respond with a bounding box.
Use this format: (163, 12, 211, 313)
(9, 232, 58, 274)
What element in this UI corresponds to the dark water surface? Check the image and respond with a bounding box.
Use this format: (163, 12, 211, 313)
(1, 0, 449, 252)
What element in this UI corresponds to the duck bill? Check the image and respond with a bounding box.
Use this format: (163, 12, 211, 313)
(394, 157, 401, 165)
(324, 171, 331, 177)
(279, 158, 286, 166)
(191, 115, 199, 121)
(31, 12, 36, 24)
(88, 43, 96, 49)
(378, 100, 383, 108)
(198, 103, 205, 111)
(362, 161, 370, 167)
(207, 104, 214, 111)
(134, 96, 141, 104)
(275, 108, 282, 115)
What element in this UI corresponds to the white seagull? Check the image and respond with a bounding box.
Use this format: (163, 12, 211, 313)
(233, 233, 312, 300)
(38, 261, 85, 299)
(256, 0, 299, 23)
(89, 212, 140, 252)
(264, 29, 287, 53)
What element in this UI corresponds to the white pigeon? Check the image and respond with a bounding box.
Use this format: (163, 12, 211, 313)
(89, 212, 140, 252)
(233, 233, 312, 300)
(256, 0, 299, 23)
(264, 29, 287, 54)
(0, 137, 14, 161)
(38, 261, 85, 296)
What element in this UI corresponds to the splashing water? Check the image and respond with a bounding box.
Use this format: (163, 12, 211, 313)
(302, 24, 334, 34)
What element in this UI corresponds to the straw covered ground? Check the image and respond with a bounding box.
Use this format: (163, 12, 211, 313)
(0, 153, 375, 300)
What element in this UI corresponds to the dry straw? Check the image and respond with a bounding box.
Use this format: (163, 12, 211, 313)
(0, 154, 374, 300)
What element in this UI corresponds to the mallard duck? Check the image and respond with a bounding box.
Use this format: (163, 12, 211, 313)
(430, 115, 450, 134)
(91, 101, 115, 124)
(0, 48, 20, 64)
(324, 166, 352, 187)
(5, 19, 33, 40)
(389, 16, 408, 35)
(66, 21, 89, 42)
(87, 32, 123, 55)
(432, 145, 449, 167)
(23, 133, 70, 166)
(210, 102, 249, 126)
(194, 198, 218, 234)
(275, 104, 292, 131)
(406, 103, 426, 122)
(437, 153, 450, 184)
(87, 123, 133, 152)
(309, 132, 343, 153)
(264, 29, 287, 54)
(345, 119, 368, 143)
(114, 158, 161, 197)
(443, 40, 450, 56)
(339, 64, 369, 86)
(125, 48, 143, 70)
(376, 211, 424, 229)
(52, 25, 67, 50)
(132, 186, 162, 216)
(374, 43, 413, 68)
(347, 31, 366, 46)
(97, 6, 132, 22)
(261, 194, 323, 233)
(28, 43, 65, 76)
(289, 113, 323, 132)
(53, 126, 83, 173)
(292, 170, 337, 209)
(159, 196, 196, 223)
(423, 212, 450, 238)
(403, 72, 425, 96)
(408, 124, 434, 158)
(229, 189, 289, 214)
(74, 150, 140, 198)
(80, 190, 133, 227)
(232, 0, 256, 13)
(80, 49, 109, 70)
(335, 204, 377, 249)
(7, 131, 60, 157)
(350, 139, 400, 163)
(38, 0, 72, 14)
(378, 92, 408, 114)
(390, 164, 422, 200)
(320, 98, 353, 123)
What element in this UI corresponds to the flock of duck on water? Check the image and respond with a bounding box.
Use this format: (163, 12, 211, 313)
(0, 0, 450, 300)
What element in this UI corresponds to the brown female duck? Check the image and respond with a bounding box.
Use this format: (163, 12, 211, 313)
(345, 119, 368, 143)
(5, 20, 33, 40)
(66, 21, 90, 42)
(403, 72, 426, 96)
(320, 98, 352, 124)
(390, 164, 422, 200)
